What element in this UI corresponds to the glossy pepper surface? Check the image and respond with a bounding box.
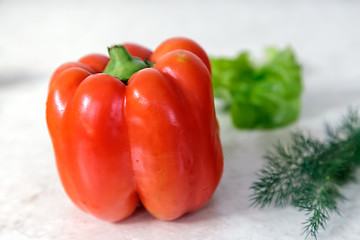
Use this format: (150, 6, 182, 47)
(46, 37, 223, 222)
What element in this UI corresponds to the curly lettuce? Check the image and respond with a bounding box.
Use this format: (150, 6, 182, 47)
(210, 47, 302, 129)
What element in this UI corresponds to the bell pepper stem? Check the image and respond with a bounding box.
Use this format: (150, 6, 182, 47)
(103, 45, 149, 83)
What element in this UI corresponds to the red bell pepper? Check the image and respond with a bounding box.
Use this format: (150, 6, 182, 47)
(46, 37, 223, 222)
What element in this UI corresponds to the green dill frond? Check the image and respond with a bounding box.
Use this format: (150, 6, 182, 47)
(250, 108, 360, 239)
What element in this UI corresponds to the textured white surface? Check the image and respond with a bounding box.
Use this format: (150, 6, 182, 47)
(1, 0, 360, 239)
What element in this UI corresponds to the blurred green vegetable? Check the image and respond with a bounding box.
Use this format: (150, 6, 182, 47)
(210, 47, 303, 129)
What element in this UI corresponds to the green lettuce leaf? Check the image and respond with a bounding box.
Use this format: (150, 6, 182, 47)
(210, 47, 302, 129)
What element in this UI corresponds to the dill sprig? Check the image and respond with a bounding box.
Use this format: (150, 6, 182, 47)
(250, 108, 360, 239)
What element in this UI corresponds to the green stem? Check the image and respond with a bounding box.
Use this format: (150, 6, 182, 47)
(103, 45, 149, 84)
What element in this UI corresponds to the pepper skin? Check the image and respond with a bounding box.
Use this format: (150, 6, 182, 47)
(46, 37, 223, 222)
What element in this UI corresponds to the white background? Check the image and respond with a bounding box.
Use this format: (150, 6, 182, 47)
(1, 0, 360, 239)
